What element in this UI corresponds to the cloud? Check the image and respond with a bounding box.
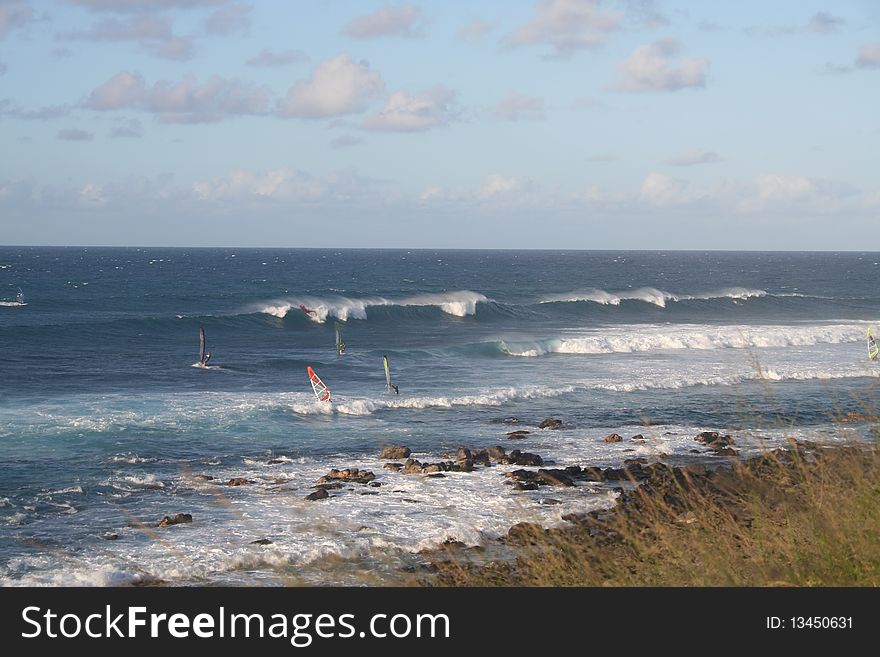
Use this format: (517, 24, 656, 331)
(57, 13, 195, 60)
(807, 11, 844, 35)
(85, 71, 271, 123)
(57, 128, 94, 141)
(457, 19, 492, 42)
(330, 135, 364, 149)
(344, 4, 426, 40)
(490, 93, 545, 121)
(666, 148, 721, 166)
(278, 54, 384, 119)
(479, 174, 531, 199)
(0, 1, 33, 39)
(67, 0, 226, 11)
(204, 2, 250, 35)
(364, 86, 457, 132)
(639, 171, 693, 205)
(192, 167, 379, 204)
(612, 38, 707, 92)
(246, 48, 307, 67)
(503, 0, 622, 57)
(857, 44, 880, 68)
(0, 99, 72, 119)
(108, 118, 143, 138)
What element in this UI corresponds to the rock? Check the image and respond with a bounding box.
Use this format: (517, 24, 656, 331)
(311, 482, 342, 490)
(228, 478, 253, 486)
(539, 498, 561, 505)
(379, 445, 411, 460)
(427, 473, 446, 479)
(383, 462, 403, 471)
(157, 513, 192, 527)
(713, 447, 738, 457)
(423, 463, 445, 474)
(602, 468, 627, 481)
(580, 467, 604, 481)
(630, 434, 646, 441)
(624, 457, 648, 465)
(485, 445, 507, 461)
(536, 469, 575, 487)
(192, 474, 214, 482)
(507, 522, 544, 541)
(501, 449, 544, 466)
(368, 481, 381, 487)
(506, 430, 531, 439)
(603, 433, 624, 443)
(538, 418, 563, 430)
(491, 417, 520, 424)
(694, 431, 734, 447)
(267, 459, 285, 465)
(102, 533, 119, 541)
(513, 482, 539, 491)
(316, 468, 376, 484)
(250, 538, 273, 545)
(305, 488, 329, 501)
(455, 447, 472, 464)
(471, 449, 491, 466)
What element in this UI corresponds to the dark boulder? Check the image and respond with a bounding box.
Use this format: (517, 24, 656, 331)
(267, 459, 285, 465)
(485, 445, 507, 461)
(157, 513, 192, 527)
(536, 469, 575, 487)
(228, 477, 253, 486)
(501, 449, 544, 466)
(317, 468, 376, 484)
(379, 445, 411, 460)
(383, 462, 403, 471)
(538, 418, 563, 430)
(603, 433, 624, 443)
(630, 434, 646, 441)
(250, 538, 273, 545)
(305, 488, 329, 501)
(506, 430, 531, 439)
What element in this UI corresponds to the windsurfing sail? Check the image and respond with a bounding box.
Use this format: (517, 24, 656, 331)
(383, 355, 393, 391)
(15, 287, 25, 304)
(869, 328, 879, 362)
(335, 322, 345, 355)
(307, 366, 331, 402)
(199, 326, 207, 365)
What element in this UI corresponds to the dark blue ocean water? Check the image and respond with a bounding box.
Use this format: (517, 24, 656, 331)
(1, 248, 878, 585)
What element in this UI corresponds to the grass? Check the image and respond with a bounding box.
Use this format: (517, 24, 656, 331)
(427, 437, 880, 587)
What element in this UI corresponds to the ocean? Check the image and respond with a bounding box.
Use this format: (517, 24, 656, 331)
(1, 247, 878, 585)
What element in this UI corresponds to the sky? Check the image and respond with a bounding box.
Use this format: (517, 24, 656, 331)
(0, 0, 878, 249)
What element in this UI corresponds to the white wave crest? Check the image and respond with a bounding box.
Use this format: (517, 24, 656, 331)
(500, 323, 865, 357)
(253, 291, 488, 322)
(540, 287, 768, 308)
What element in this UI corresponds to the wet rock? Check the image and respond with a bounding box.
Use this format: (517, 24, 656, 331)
(102, 532, 119, 541)
(513, 482, 539, 491)
(157, 513, 192, 527)
(379, 445, 411, 460)
(537, 469, 575, 487)
(368, 481, 382, 487)
(192, 474, 214, 482)
(580, 467, 604, 481)
(228, 478, 254, 486)
(427, 473, 446, 479)
(630, 434, 646, 441)
(250, 538, 273, 545)
(423, 463, 446, 474)
(506, 430, 531, 439)
(538, 418, 563, 430)
(311, 482, 342, 490)
(383, 462, 404, 471)
(507, 522, 544, 542)
(485, 445, 507, 461)
(603, 433, 624, 443)
(305, 488, 329, 501)
(500, 449, 544, 466)
(491, 417, 520, 424)
(471, 449, 491, 466)
(539, 498, 561, 505)
(713, 447, 738, 457)
(317, 468, 376, 484)
(695, 431, 735, 448)
(455, 447, 472, 464)
(267, 459, 285, 465)
(624, 457, 648, 465)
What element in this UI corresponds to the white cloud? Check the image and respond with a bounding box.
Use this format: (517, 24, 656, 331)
(364, 86, 456, 132)
(192, 167, 380, 204)
(491, 93, 545, 121)
(85, 71, 271, 123)
(79, 183, 106, 206)
(639, 172, 694, 206)
(807, 11, 844, 35)
(246, 48, 307, 68)
(612, 38, 707, 92)
(457, 19, 492, 42)
(666, 148, 721, 166)
(278, 54, 384, 119)
(0, 1, 33, 39)
(68, 0, 226, 11)
(856, 44, 880, 68)
(479, 174, 530, 199)
(503, 0, 621, 57)
(344, 4, 426, 40)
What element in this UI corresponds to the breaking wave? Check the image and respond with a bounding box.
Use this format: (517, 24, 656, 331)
(254, 290, 489, 322)
(539, 287, 768, 308)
